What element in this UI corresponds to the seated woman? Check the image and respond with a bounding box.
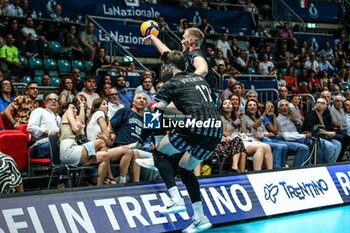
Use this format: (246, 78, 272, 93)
(243, 99, 287, 169)
(59, 96, 111, 186)
(59, 76, 76, 105)
(0, 79, 15, 114)
(96, 75, 113, 98)
(213, 99, 247, 173)
(87, 98, 117, 184)
(92, 48, 124, 75)
(228, 94, 273, 171)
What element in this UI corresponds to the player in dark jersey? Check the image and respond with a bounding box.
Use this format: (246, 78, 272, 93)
(124, 51, 222, 233)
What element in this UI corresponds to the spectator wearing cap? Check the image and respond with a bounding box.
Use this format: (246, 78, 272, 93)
(3, 81, 39, 129)
(27, 93, 60, 158)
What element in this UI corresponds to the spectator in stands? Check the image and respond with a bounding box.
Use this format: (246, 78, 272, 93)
(96, 74, 112, 98)
(283, 66, 298, 93)
(108, 93, 149, 183)
(307, 69, 321, 91)
(255, 24, 271, 38)
(48, 4, 64, 44)
(220, 76, 236, 101)
(0, 79, 15, 113)
(247, 45, 259, 68)
(298, 68, 308, 88)
(64, 25, 87, 60)
(20, 0, 30, 17)
(273, 86, 288, 107)
(21, 16, 49, 58)
(4, 19, 23, 53)
(289, 94, 304, 127)
(321, 90, 332, 112)
(246, 90, 264, 110)
(27, 93, 60, 158)
(92, 48, 121, 76)
(97, 82, 112, 99)
(135, 71, 155, 104)
(216, 33, 232, 59)
(319, 54, 334, 73)
(72, 68, 83, 92)
(214, 50, 225, 70)
(275, 41, 291, 69)
(107, 88, 124, 119)
(0, 71, 3, 82)
(178, 18, 190, 33)
(198, 18, 215, 34)
(205, 46, 216, 68)
(4, 0, 22, 16)
(59, 76, 76, 105)
(277, 23, 293, 39)
(78, 75, 99, 111)
(41, 74, 51, 86)
(49, 4, 63, 20)
(320, 70, 331, 90)
(330, 95, 344, 131)
(334, 42, 347, 63)
(340, 99, 350, 158)
(304, 52, 320, 73)
(236, 50, 249, 73)
(258, 53, 275, 75)
(260, 44, 275, 61)
(276, 71, 286, 89)
(303, 98, 341, 164)
(232, 82, 246, 111)
(318, 41, 333, 60)
(116, 75, 134, 108)
(0, 34, 24, 80)
(59, 99, 111, 186)
(243, 100, 289, 168)
(3, 81, 39, 129)
(0, 0, 7, 15)
(230, 37, 240, 59)
(80, 23, 97, 61)
(276, 100, 311, 166)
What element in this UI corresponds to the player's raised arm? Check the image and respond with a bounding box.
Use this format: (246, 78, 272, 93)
(193, 56, 208, 76)
(143, 35, 171, 55)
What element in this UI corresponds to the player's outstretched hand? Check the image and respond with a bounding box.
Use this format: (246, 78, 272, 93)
(123, 142, 142, 150)
(142, 35, 154, 44)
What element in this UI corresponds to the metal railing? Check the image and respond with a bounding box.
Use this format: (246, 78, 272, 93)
(272, 0, 306, 31)
(251, 88, 279, 104)
(288, 93, 316, 113)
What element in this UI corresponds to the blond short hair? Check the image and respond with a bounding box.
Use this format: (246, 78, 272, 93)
(185, 28, 204, 46)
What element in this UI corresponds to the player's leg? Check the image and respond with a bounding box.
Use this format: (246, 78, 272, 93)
(154, 134, 187, 214)
(178, 152, 212, 233)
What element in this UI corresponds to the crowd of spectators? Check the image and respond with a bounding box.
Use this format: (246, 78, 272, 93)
(0, 1, 349, 193)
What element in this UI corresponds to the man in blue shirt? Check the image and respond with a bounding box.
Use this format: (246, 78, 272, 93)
(116, 75, 134, 108)
(108, 93, 147, 183)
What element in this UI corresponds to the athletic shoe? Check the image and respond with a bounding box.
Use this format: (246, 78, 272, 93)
(159, 198, 186, 214)
(135, 157, 158, 171)
(182, 216, 212, 233)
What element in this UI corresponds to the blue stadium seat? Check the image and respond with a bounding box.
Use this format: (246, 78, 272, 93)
(281, 68, 287, 75)
(20, 56, 28, 66)
(50, 77, 60, 86)
(23, 76, 32, 84)
(71, 60, 85, 71)
(48, 70, 60, 77)
(34, 69, 45, 77)
(248, 67, 256, 74)
(44, 59, 57, 70)
(34, 76, 42, 85)
(57, 59, 71, 75)
(85, 61, 93, 73)
(29, 58, 43, 69)
(48, 41, 62, 53)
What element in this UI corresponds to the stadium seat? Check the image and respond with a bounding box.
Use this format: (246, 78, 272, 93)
(34, 69, 45, 77)
(44, 58, 57, 70)
(80, 71, 86, 79)
(34, 76, 42, 85)
(85, 61, 93, 73)
(57, 59, 71, 75)
(50, 77, 60, 86)
(281, 68, 287, 75)
(48, 70, 60, 77)
(71, 60, 85, 71)
(0, 130, 28, 171)
(24, 76, 32, 84)
(248, 67, 256, 74)
(48, 41, 62, 53)
(29, 58, 43, 69)
(20, 56, 28, 66)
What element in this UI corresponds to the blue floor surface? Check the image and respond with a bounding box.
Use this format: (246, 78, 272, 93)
(206, 204, 350, 233)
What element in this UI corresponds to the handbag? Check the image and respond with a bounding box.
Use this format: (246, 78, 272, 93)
(75, 134, 90, 145)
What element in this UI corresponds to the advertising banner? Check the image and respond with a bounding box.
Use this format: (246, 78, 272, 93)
(275, 0, 342, 23)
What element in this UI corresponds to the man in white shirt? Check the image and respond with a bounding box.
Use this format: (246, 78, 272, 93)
(27, 93, 60, 158)
(134, 71, 155, 104)
(236, 50, 249, 73)
(330, 95, 344, 130)
(304, 52, 320, 74)
(78, 75, 99, 111)
(4, 0, 23, 16)
(107, 88, 124, 119)
(216, 33, 232, 58)
(258, 53, 275, 75)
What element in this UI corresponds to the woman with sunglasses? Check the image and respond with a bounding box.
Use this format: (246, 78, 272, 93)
(0, 79, 15, 113)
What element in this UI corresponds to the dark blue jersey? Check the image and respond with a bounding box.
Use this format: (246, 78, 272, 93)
(155, 71, 222, 138)
(110, 107, 143, 145)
